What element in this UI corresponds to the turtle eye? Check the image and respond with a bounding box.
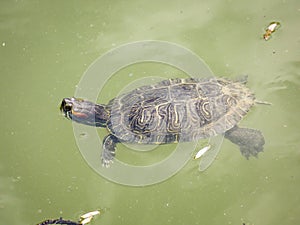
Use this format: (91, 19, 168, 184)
(64, 104, 72, 112)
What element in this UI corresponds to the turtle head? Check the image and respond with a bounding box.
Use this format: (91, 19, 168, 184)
(60, 97, 109, 127)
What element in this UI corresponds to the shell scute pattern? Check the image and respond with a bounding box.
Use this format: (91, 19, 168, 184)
(170, 83, 198, 100)
(107, 78, 255, 144)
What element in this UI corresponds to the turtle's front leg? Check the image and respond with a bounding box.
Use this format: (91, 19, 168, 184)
(101, 134, 119, 167)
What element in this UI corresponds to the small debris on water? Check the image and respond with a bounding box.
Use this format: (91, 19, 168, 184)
(263, 22, 281, 41)
(79, 210, 100, 225)
(80, 210, 100, 219)
(80, 217, 92, 225)
(2, 42, 5, 47)
(194, 145, 211, 159)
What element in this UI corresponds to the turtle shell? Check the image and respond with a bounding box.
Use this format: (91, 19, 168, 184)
(107, 77, 255, 144)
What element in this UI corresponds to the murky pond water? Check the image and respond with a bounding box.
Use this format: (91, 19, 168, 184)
(1, 1, 299, 224)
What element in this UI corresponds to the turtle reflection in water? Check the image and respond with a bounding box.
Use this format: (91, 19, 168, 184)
(60, 77, 266, 167)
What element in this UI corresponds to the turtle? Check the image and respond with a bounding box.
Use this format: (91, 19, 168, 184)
(60, 77, 266, 167)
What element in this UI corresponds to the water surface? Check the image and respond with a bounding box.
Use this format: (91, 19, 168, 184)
(1, 0, 299, 224)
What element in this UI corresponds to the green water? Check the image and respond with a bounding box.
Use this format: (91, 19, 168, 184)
(1, 0, 299, 224)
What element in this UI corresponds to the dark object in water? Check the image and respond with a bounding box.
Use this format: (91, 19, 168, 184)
(37, 210, 100, 225)
(37, 217, 79, 225)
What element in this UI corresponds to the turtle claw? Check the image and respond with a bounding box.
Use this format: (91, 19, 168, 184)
(101, 157, 114, 168)
(101, 134, 118, 167)
(239, 145, 262, 159)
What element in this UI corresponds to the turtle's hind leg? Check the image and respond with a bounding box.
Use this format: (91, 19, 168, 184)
(225, 126, 265, 159)
(102, 134, 119, 167)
